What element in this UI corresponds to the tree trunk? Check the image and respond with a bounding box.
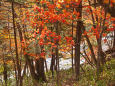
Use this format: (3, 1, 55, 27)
(25, 54, 38, 80)
(97, 38, 102, 77)
(71, 10, 74, 71)
(12, 0, 21, 86)
(35, 58, 46, 81)
(75, 20, 82, 80)
(2, 48, 7, 86)
(9, 35, 18, 86)
(113, 21, 115, 49)
(50, 26, 56, 77)
(82, 27, 97, 65)
(50, 53, 55, 77)
(75, 1, 82, 80)
(55, 22, 59, 85)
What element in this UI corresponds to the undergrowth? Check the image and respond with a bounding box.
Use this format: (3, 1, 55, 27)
(42, 58, 115, 86)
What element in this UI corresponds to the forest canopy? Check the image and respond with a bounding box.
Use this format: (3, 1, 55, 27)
(0, 0, 115, 86)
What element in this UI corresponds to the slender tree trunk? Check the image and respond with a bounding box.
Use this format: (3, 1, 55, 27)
(97, 38, 102, 77)
(16, 23, 23, 86)
(81, 53, 95, 68)
(113, 21, 115, 49)
(50, 26, 55, 77)
(55, 22, 59, 86)
(71, 9, 74, 71)
(82, 27, 97, 65)
(111, 20, 115, 57)
(25, 54, 38, 80)
(2, 48, 7, 86)
(50, 52, 55, 77)
(12, 0, 21, 86)
(75, 0, 82, 80)
(9, 36, 18, 86)
(75, 20, 82, 80)
(21, 62, 27, 81)
(8, 14, 16, 86)
(8, 13, 18, 86)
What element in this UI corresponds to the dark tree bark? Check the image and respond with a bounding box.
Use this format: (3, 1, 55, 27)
(71, 9, 74, 71)
(24, 54, 38, 80)
(75, 0, 82, 80)
(12, 0, 21, 86)
(55, 22, 59, 72)
(50, 26, 56, 77)
(3, 63, 7, 86)
(35, 58, 46, 81)
(113, 30, 115, 48)
(50, 53, 55, 77)
(75, 20, 82, 80)
(82, 27, 97, 65)
(17, 22, 23, 86)
(2, 48, 7, 86)
(55, 22, 59, 86)
(113, 21, 115, 49)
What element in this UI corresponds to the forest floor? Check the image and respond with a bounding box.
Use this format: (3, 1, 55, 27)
(41, 58, 115, 86)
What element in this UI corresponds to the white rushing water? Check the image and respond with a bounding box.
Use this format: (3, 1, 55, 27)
(46, 57, 85, 70)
